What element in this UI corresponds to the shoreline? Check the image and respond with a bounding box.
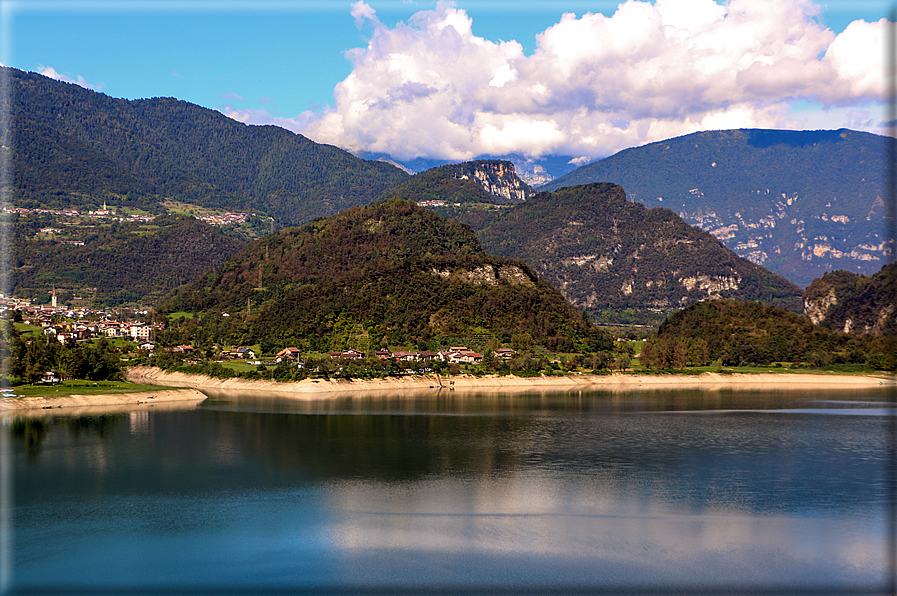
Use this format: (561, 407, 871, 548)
(2, 368, 891, 411)
(0, 387, 208, 412)
(126, 366, 894, 398)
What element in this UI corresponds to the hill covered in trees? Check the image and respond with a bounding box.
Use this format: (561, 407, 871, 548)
(541, 129, 891, 286)
(161, 199, 613, 353)
(471, 183, 803, 324)
(3, 67, 408, 226)
(641, 299, 893, 370)
(803, 263, 896, 336)
(11, 214, 248, 305)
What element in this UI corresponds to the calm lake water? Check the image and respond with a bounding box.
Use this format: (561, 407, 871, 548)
(5, 386, 895, 595)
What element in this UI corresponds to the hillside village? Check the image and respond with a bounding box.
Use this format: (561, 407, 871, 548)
(3, 289, 534, 382)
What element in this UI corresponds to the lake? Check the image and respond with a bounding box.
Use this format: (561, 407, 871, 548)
(5, 386, 895, 595)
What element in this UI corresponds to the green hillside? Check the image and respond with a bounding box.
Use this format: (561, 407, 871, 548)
(161, 199, 613, 353)
(10, 214, 247, 305)
(3, 67, 408, 226)
(641, 299, 891, 370)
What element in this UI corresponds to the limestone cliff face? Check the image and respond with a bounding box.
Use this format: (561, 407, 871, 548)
(458, 161, 533, 203)
(378, 159, 534, 206)
(804, 287, 839, 325)
(802, 270, 862, 325)
(430, 264, 534, 287)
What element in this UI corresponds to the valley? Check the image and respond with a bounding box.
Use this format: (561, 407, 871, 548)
(2, 66, 894, 388)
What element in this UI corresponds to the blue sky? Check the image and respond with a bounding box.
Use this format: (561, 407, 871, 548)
(3, 0, 894, 160)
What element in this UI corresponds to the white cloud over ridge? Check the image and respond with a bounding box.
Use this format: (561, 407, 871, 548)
(37, 65, 104, 92)
(234, 0, 889, 160)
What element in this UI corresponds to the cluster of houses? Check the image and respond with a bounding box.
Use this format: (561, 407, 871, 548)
(3, 203, 154, 223)
(1, 293, 155, 320)
(41, 319, 159, 349)
(273, 346, 518, 364)
(197, 212, 249, 226)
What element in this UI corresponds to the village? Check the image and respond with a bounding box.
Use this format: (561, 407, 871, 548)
(4, 203, 249, 227)
(2, 291, 529, 383)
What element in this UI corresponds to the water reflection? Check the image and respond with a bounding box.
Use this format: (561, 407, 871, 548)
(8, 413, 125, 462)
(8, 387, 893, 593)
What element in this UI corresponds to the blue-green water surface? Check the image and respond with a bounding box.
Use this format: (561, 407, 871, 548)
(6, 387, 894, 594)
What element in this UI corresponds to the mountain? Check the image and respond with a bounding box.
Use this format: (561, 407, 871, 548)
(10, 214, 247, 305)
(540, 129, 892, 287)
(161, 199, 613, 353)
(3, 67, 408, 226)
(378, 160, 533, 205)
(358, 152, 582, 187)
(803, 263, 896, 336)
(472, 183, 804, 324)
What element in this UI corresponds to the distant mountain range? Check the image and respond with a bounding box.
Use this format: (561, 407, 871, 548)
(382, 164, 803, 324)
(541, 129, 892, 287)
(7, 66, 893, 333)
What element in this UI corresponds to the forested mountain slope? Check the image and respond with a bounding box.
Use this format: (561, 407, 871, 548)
(161, 199, 612, 353)
(541, 129, 891, 286)
(11, 214, 247, 305)
(3, 67, 408, 226)
(474, 183, 803, 324)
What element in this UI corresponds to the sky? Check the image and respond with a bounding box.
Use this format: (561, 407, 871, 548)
(3, 0, 894, 162)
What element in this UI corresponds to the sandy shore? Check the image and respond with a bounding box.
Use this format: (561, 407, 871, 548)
(1, 369, 890, 412)
(0, 388, 208, 412)
(127, 366, 894, 399)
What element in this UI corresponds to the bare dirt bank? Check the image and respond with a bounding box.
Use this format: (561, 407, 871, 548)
(127, 366, 893, 398)
(0, 388, 208, 412)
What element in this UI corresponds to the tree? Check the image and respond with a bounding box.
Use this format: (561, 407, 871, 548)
(614, 354, 631, 372)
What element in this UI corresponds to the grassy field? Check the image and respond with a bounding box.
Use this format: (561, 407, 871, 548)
(4, 380, 182, 398)
(218, 360, 272, 373)
(160, 200, 224, 218)
(13, 322, 44, 337)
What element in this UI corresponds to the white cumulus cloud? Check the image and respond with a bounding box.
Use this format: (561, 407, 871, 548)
(37, 65, 105, 92)
(266, 0, 890, 160)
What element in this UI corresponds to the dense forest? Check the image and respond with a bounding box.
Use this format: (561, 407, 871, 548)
(541, 129, 891, 286)
(3, 67, 408, 225)
(10, 214, 247, 304)
(641, 299, 894, 370)
(471, 183, 803, 323)
(161, 199, 613, 353)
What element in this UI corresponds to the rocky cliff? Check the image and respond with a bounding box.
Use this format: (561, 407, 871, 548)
(475, 183, 804, 324)
(379, 160, 533, 205)
(804, 264, 896, 336)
